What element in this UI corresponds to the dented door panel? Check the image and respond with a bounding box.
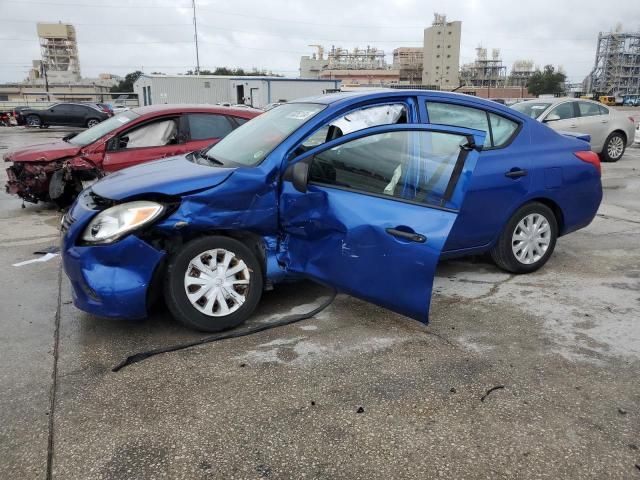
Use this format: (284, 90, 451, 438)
(278, 124, 484, 323)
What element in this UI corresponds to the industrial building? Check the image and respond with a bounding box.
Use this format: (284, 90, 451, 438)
(300, 45, 400, 86)
(133, 74, 340, 108)
(0, 21, 125, 105)
(31, 22, 81, 84)
(460, 47, 507, 88)
(422, 14, 462, 88)
(588, 27, 640, 97)
(393, 48, 424, 84)
(508, 60, 535, 87)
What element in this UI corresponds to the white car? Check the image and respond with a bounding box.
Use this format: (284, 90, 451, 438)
(512, 98, 637, 162)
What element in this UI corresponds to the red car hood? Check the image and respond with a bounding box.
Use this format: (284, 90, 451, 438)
(4, 140, 82, 163)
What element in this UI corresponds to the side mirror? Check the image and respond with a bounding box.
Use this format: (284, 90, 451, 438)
(284, 160, 310, 193)
(544, 113, 560, 122)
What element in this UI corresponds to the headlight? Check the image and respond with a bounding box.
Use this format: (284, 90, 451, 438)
(82, 200, 164, 244)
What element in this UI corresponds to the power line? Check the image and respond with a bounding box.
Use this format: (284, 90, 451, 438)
(2, 0, 427, 29)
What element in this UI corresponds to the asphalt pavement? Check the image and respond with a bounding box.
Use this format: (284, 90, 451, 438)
(1, 123, 639, 479)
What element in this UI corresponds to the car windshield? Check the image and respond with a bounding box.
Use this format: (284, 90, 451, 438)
(202, 103, 326, 166)
(67, 110, 140, 147)
(511, 102, 552, 119)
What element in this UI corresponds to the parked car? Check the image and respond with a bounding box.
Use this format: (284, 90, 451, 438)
(16, 103, 110, 129)
(60, 90, 602, 332)
(4, 105, 261, 205)
(112, 103, 131, 114)
(94, 103, 115, 115)
(12, 106, 33, 126)
(511, 98, 636, 162)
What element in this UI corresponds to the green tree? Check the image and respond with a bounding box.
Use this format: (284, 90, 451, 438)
(527, 65, 567, 96)
(185, 67, 281, 76)
(110, 70, 143, 92)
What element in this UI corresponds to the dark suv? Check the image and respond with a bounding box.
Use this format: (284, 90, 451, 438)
(20, 103, 111, 129)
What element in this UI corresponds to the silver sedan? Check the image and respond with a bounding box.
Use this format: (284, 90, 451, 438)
(512, 98, 637, 162)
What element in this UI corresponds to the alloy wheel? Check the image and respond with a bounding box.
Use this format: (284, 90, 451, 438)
(607, 135, 624, 159)
(183, 248, 251, 317)
(87, 119, 99, 128)
(511, 213, 551, 265)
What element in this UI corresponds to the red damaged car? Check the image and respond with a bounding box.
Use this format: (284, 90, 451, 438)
(4, 105, 261, 205)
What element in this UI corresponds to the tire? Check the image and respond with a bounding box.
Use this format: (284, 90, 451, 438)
(164, 236, 263, 332)
(600, 132, 626, 162)
(86, 118, 100, 128)
(26, 115, 41, 127)
(490, 202, 558, 274)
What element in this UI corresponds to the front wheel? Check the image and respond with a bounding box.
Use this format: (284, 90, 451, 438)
(600, 132, 626, 162)
(490, 202, 558, 274)
(164, 236, 263, 332)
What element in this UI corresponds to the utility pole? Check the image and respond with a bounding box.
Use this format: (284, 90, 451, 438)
(192, 0, 200, 75)
(41, 62, 50, 101)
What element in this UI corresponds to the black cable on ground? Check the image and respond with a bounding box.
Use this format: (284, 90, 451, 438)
(112, 289, 337, 372)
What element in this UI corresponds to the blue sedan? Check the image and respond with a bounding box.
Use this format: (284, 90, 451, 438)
(61, 90, 602, 331)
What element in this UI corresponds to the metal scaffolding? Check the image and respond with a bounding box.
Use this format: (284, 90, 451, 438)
(37, 23, 81, 82)
(326, 46, 388, 70)
(589, 29, 640, 96)
(460, 47, 507, 88)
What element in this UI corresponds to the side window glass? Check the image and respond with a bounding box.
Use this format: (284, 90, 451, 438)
(488, 113, 518, 146)
(233, 116, 249, 126)
(119, 119, 178, 149)
(299, 104, 407, 151)
(578, 102, 601, 117)
(187, 114, 234, 140)
(308, 130, 467, 208)
(426, 102, 491, 147)
(548, 102, 575, 120)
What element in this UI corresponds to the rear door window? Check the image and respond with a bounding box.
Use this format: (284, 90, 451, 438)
(426, 102, 518, 148)
(187, 114, 234, 140)
(578, 102, 602, 117)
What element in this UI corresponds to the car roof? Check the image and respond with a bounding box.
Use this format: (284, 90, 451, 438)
(131, 104, 262, 118)
(291, 89, 525, 118)
(516, 97, 603, 107)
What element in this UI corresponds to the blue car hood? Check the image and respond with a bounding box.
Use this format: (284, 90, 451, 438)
(92, 155, 235, 200)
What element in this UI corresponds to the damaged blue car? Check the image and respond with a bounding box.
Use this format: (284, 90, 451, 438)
(61, 90, 602, 331)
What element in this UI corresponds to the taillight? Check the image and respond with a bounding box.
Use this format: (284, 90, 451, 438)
(575, 150, 601, 176)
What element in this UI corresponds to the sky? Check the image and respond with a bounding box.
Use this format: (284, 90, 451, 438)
(0, 0, 639, 84)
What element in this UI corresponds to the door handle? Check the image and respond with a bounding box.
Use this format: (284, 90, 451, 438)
(505, 168, 528, 179)
(385, 228, 426, 243)
(569, 124, 577, 128)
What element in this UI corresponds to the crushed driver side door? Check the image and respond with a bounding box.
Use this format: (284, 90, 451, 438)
(279, 124, 485, 323)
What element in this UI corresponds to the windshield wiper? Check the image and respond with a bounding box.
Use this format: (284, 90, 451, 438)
(195, 149, 225, 166)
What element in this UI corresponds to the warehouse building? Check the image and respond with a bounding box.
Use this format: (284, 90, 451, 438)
(133, 74, 340, 108)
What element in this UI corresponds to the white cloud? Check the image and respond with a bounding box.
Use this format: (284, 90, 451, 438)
(0, 0, 638, 83)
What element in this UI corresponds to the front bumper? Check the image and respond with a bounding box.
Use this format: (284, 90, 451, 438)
(61, 192, 166, 319)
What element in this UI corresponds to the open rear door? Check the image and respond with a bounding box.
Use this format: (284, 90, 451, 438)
(279, 124, 485, 323)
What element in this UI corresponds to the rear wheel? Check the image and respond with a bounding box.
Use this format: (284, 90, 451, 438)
(600, 132, 626, 162)
(490, 202, 558, 274)
(26, 115, 41, 127)
(164, 236, 263, 332)
(86, 118, 100, 128)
